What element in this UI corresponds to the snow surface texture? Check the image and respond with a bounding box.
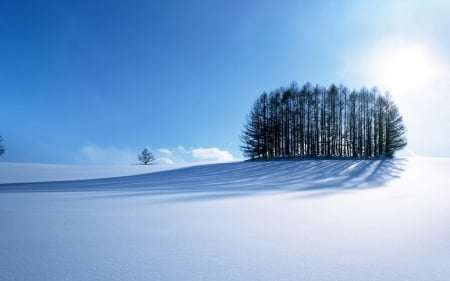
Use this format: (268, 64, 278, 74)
(0, 162, 192, 184)
(0, 157, 449, 281)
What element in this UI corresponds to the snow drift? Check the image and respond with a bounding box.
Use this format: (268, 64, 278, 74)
(0, 161, 192, 184)
(0, 158, 404, 194)
(0, 157, 449, 281)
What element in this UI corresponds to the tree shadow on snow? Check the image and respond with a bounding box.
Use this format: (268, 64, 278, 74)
(0, 158, 407, 201)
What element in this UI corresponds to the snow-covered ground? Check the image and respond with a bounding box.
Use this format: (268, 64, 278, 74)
(0, 157, 449, 281)
(0, 161, 192, 184)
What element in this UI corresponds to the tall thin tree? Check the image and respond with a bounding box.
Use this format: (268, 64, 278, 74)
(241, 82, 407, 159)
(0, 136, 4, 156)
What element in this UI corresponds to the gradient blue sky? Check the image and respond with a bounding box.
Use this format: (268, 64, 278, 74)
(1, 0, 449, 164)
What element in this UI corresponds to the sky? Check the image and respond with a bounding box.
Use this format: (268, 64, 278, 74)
(1, 0, 449, 165)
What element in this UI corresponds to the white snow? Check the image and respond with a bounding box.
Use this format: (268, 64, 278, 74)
(0, 161, 192, 183)
(0, 157, 449, 281)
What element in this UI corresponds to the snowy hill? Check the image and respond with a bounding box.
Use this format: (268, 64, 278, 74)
(1, 158, 404, 194)
(1, 157, 449, 280)
(0, 161, 192, 184)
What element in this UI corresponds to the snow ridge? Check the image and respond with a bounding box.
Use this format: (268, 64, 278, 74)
(0, 159, 406, 196)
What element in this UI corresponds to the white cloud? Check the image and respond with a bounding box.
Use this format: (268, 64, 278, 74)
(158, 148, 173, 156)
(155, 147, 185, 163)
(156, 146, 237, 164)
(77, 145, 237, 166)
(191, 147, 236, 162)
(177, 145, 190, 154)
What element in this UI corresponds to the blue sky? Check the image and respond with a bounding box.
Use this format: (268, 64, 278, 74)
(1, 0, 449, 164)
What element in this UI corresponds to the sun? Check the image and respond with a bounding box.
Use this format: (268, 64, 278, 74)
(365, 40, 446, 100)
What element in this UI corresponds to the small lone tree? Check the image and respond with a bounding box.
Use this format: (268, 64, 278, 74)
(138, 148, 155, 165)
(0, 136, 4, 156)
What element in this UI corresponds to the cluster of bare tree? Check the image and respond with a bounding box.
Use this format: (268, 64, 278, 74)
(241, 82, 407, 159)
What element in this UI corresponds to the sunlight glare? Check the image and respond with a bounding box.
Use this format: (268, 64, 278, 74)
(366, 41, 447, 101)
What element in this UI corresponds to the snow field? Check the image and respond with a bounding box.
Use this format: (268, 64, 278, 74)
(0, 157, 449, 281)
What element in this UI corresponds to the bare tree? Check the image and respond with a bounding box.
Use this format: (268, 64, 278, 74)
(0, 136, 4, 156)
(138, 148, 155, 165)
